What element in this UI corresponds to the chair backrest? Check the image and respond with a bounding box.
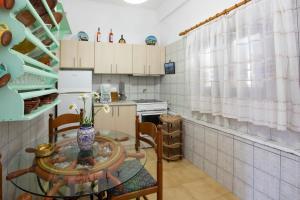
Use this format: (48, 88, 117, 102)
(49, 109, 83, 143)
(135, 116, 163, 194)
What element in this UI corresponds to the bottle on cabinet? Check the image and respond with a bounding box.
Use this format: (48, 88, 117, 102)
(119, 35, 126, 44)
(109, 29, 113, 43)
(96, 27, 101, 42)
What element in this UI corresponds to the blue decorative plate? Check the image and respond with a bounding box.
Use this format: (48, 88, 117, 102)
(145, 35, 157, 45)
(77, 31, 89, 41)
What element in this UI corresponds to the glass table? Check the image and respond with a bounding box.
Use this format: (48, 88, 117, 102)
(6, 130, 146, 199)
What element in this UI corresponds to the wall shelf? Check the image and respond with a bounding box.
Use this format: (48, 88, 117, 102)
(0, 0, 70, 121)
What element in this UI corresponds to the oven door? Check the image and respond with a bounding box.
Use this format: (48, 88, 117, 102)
(139, 110, 167, 125)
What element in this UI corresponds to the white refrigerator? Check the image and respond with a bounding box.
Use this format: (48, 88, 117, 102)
(58, 70, 93, 117)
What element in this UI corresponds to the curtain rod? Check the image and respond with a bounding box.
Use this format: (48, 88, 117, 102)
(179, 0, 251, 36)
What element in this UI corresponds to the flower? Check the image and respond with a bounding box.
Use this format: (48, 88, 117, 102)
(69, 103, 79, 113)
(102, 104, 111, 113)
(79, 93, 90, 100)
(92, 92, 100, 100)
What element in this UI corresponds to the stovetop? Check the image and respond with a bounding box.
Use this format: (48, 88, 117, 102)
(133, 99, 165, 104)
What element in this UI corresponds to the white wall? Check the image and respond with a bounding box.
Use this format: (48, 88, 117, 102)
(159, 0, 241, 44)
(60, 0, 160, 44)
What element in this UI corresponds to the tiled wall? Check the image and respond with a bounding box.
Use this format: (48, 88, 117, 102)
(92, 74, 160, 100)
(162, 39, 300, 199)
(183, 121, 300, 200)
(161, 39, 300, 149)
(0, 110, 52, 198)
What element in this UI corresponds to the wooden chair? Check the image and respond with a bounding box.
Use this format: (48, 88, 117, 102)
(48, 109, 83, 143)
(108, 116, 163, 200)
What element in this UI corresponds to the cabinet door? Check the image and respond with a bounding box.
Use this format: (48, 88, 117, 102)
(94, 106, 115, 131)
(132, 45, 147, 75)
(94, 43, 114, 74)
(60, 40, 77, 68)
(115, 44, 133, 74)
(147, 46, 161, 75)
(115, 106, 136, 136)
(160, 47, 166, 75)
(78, 41, 94, 69)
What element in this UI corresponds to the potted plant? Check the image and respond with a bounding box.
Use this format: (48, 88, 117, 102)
(69, 92, 110, 151)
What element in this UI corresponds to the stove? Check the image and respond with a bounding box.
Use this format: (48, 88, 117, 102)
(133, 99, 168, 112)
(133, 99, 168, 148)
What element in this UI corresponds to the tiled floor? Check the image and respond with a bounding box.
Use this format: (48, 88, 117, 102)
(143, 149, 238, 200)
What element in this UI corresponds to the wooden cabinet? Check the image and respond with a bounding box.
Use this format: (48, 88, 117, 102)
(94, 43, 133, 74)
(60, 40, 94, 69)
(94, 105, 136, 136)
(132, 45, 165, 75)
(60, 40, 77, 68)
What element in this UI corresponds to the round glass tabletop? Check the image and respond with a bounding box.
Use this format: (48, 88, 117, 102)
(6, 130, 146, 199)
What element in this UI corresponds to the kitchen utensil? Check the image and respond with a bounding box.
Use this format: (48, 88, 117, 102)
(0, 0, 14, 9)
(0, 24, 12, 46)
(0, 64, 11, 88)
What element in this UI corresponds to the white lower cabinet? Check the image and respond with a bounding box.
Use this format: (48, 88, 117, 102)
(94, 105, 136, 136)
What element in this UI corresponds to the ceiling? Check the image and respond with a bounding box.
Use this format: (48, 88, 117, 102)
(97, 0, 164, 9)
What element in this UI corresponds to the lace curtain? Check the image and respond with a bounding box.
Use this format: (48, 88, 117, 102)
(185, 0, 300, 131)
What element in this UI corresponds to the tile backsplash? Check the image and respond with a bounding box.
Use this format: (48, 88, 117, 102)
(92, 74, 160, 100)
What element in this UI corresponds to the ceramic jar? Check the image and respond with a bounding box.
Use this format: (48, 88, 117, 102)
(0, 24, 12, 46)
(77, 126, 96, 151)
(0, 0, 15, 10)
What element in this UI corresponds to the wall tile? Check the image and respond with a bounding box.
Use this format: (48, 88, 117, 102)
(194, 140, 205, 157)
(234, 139, 254, 165)
(194, 124, 205, 142)
(193, 153, 204, 170)
(204, 159, 217, 179)
(254, 169, 279, 200)
(254, 190, 273, 200)
(254, 146, 280, 178)
(234, 159, 254, 186)
(233, 177, 254, 200)
(281, 156, 300, 188)
(280, 181, 300, 200)
(218, 151, 234, 174)
(205, 128, 218, 148)
(218, 133, 234, 156)
(217, 167, 233, 192)
(205, 144, 218, 164)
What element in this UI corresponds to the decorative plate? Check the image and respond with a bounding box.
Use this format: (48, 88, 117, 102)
(145, 35, 157, 45)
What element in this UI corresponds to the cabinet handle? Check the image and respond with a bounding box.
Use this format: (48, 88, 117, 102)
(111, 64, 113, 73)
(148, 65, 150, 74)
(118, 106, 119, 116)
(79, 58, 82, 67)
(73, 57, 76, 67)
(112, 107, 114, 116)
(116, 64, 118, 73)
(144, 65, 146, 74)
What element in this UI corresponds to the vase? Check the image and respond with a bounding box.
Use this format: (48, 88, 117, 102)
(77, 126, 95, 151)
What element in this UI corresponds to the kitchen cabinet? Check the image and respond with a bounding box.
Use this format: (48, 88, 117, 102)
(94, 105, 136, 136)
(94, 43, 133, 74)
(132, 45, 165, 75)
(60, 40, 94, 69)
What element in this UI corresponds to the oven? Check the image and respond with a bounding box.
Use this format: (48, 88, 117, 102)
(137, 110, 168, 125)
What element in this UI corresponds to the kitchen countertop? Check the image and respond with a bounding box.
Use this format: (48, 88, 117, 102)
(94, 101, 137, 107)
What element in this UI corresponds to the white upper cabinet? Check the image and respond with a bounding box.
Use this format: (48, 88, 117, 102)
(94, 43, 133, 74)
(60, 40, 94, 69)
(132, 45, 165, 75)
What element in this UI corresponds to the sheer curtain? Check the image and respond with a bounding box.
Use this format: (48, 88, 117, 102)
(185, 0, 300, 131)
